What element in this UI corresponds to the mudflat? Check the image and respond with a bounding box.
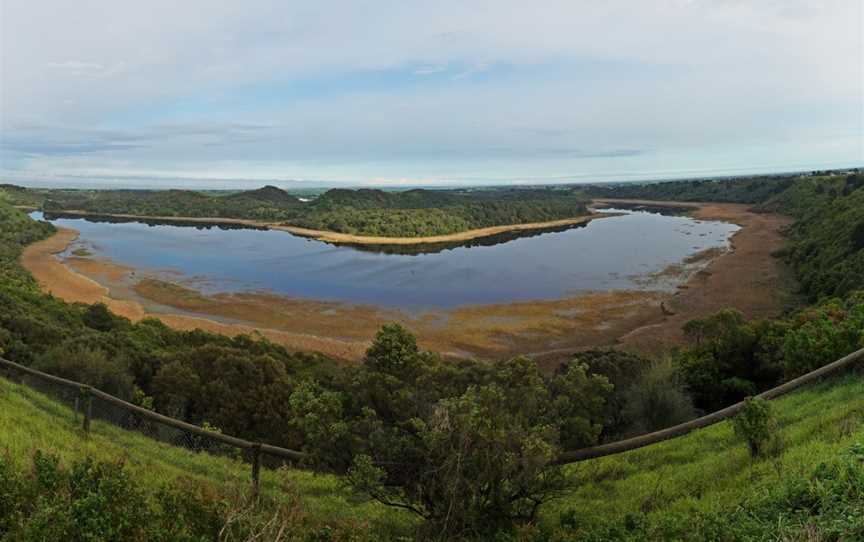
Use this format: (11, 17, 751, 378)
(606, 200, 795, 354)
(21, 201, 793, 365)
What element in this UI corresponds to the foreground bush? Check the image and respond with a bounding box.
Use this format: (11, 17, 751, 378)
(0, 450, 373, 542)
(732, 397, 779, 458)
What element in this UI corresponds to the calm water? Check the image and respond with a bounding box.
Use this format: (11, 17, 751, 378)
(33, 210, 739, 309)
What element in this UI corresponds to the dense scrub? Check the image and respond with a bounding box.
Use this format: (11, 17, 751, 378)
(761, 173, 864, 300)
(2, 184, 590, 238)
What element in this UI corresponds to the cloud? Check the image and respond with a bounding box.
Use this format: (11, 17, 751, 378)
(0, 0, 861, 185)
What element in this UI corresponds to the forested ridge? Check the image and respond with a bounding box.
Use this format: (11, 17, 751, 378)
(4, 184, 590, 238)
(1, 173, 863, 539)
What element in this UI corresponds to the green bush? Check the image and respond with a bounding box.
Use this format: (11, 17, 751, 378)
(732, 397, 779, 458)
(0, 450, 375, 542)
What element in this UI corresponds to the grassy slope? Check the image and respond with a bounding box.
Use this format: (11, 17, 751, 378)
(0, 376, 415, 536)
(3, 369, 862, 536)
(547, 373, 864, 531)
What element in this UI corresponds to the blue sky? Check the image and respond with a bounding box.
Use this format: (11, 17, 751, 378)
(1, 0, 861, 188)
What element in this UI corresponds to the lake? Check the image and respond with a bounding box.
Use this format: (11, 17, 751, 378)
(33, 209, 739, 309)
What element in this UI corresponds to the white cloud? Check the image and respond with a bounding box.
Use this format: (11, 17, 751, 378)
(0, 0, 861, 185)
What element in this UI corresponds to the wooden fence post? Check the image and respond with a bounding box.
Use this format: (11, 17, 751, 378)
(81, 385, 92, 434)
(251, 443, 262, 499)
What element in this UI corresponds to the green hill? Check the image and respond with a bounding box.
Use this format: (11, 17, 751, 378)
(224, 185, 303, 206)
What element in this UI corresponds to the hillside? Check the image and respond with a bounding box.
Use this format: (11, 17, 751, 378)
(2, 366, 862, 540)
(0, 376, 412, 540)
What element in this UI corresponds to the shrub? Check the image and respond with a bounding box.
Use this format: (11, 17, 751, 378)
(620, 359, 696, 435)
(732, 397, 779, 458)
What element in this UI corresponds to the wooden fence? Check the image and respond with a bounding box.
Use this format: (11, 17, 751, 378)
(0, 356, 306, 497)
(2, 346, 863, 494)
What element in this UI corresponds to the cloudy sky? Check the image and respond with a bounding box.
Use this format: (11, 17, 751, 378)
(1, 1, 862, 188)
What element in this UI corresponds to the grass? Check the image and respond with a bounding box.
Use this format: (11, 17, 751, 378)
(0, 376, 416, 537)
(2, 371, 863, 539)
(542, 372, 864, 532)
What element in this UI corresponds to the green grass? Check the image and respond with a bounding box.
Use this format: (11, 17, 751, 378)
(2, 372, 863, 539)
(0, 376, 416, 537)
(543, 373, 864, 531)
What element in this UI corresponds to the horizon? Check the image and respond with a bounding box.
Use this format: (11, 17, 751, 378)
(2, 1, 862, 187)
(5, 165, 860, 192)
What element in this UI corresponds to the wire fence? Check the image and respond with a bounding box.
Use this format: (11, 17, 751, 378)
(2, 346, 864, 495)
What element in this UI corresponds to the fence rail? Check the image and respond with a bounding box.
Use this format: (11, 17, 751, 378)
(0, 356, 307, 496)
(2, 347, 863, 494)
(554, 346, 864, 464)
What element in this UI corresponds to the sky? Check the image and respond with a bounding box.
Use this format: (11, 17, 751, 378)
(1, 0, 862, 189)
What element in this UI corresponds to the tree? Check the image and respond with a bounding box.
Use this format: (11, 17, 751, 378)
(364, 323, 420, 378)
(348, 383, 568, 536)
(82, 303, 126, 332)
(307, 330, 613, 536)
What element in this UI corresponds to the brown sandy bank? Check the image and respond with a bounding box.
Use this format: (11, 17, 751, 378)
(20, 228, 370, 360)
(46, 209, 608, 246)
(596, 200, 795, 355)
(21, 201, 793, 365)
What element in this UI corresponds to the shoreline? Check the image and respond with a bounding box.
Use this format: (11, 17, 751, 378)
(19, 227, 372, 360)
(41, 209, 609, 246)
(21, 201, 793, 364)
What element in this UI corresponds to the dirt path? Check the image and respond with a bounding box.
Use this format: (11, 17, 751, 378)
(21, 201, 793, 365)
(47, 209, 609, 246)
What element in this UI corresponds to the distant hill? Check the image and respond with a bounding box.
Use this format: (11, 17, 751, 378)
(225, 185, 302, 206)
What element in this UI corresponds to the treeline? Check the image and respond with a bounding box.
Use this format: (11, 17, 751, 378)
(2, 184, 589, 238)
(37, 185, 304, 222)
(584, 175, 799, 203)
